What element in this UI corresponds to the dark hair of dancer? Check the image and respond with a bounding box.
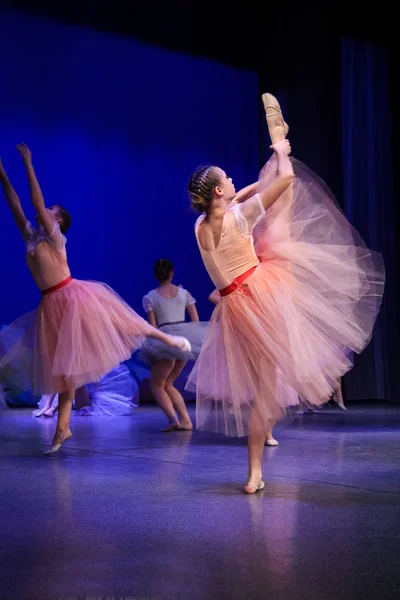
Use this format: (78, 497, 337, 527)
(154, 259, 174, 283)
(54, 205, 72, 234)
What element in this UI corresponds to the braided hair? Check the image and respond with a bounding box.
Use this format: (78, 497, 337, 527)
(188, 166, 222, 213)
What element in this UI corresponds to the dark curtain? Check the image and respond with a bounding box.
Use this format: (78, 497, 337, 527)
(341, 38, 399, 400)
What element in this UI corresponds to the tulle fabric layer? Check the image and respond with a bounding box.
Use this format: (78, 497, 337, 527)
(82, 363, 140, 415)
(0, 279, 153, 395)
(186, 156, 385, 437)
(34, 363, 140, 416)
(139, 321, 208, 363)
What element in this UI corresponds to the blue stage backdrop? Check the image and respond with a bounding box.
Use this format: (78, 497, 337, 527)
(0, 9, 259, 325)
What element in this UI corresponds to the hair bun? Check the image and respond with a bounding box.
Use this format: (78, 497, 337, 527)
(154, 259, 174, 283)
(189, 192, 205, 212)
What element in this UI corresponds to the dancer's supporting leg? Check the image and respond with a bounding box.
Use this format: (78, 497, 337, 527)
(245, 364, 277, 493)
(45, 388, 75, 454)
(150, 359, 181, 431)
(245, 405, 266, 494)
(150, 359, 193, 431)
(164, 359, 193, 430)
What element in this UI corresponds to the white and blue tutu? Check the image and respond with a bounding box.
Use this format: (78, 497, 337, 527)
(139, 321, 208, 363)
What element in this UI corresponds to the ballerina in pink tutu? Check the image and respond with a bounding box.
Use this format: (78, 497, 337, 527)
(0, 144, 190, 454)
(186, 93, 384, 494)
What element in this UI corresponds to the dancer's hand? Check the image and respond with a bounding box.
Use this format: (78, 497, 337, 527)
(0, 157, 5, 177)
(16, 143, 33, 166)
(270, 139, 294, 180)
(270, 139, 291, 156)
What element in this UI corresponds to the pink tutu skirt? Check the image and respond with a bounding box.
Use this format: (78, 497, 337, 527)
(0, 279, 152, 395)
(186, 157, 385, 437)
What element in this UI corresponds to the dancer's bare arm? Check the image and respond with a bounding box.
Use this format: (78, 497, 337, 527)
(17, 144, 55, 236)
(0, 158, 28, 236)
(187, 303, 199, 322)
(209, 289, 221, 305)
(146, 310, 157, 327)
(233, 182, 258, 205)
(186, 291, 199, 322)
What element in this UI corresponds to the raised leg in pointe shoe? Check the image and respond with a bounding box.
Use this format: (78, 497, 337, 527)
(262, 93, 289, 144)
(261, 93, 295, 395)
(261, 93, 294, 233)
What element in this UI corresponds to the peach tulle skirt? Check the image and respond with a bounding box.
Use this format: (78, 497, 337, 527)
(0, 279, 152, 395)
(186, 157, 385, 437)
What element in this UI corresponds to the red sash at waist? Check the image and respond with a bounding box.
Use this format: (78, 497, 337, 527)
(219, 266, 258, 297)
(42, 276, 73, 295)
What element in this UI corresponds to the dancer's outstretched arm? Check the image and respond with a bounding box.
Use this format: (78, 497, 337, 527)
(233, 182, 258, 205)
(0, 158, 28, 236)
(16, 144, 55, 236)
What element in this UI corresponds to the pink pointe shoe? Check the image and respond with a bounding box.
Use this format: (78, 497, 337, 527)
(44, 429, 72, 455)
(262, 93, 289, 144)
(265, 436, 279, 447)
(244, 480, 265, 494)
